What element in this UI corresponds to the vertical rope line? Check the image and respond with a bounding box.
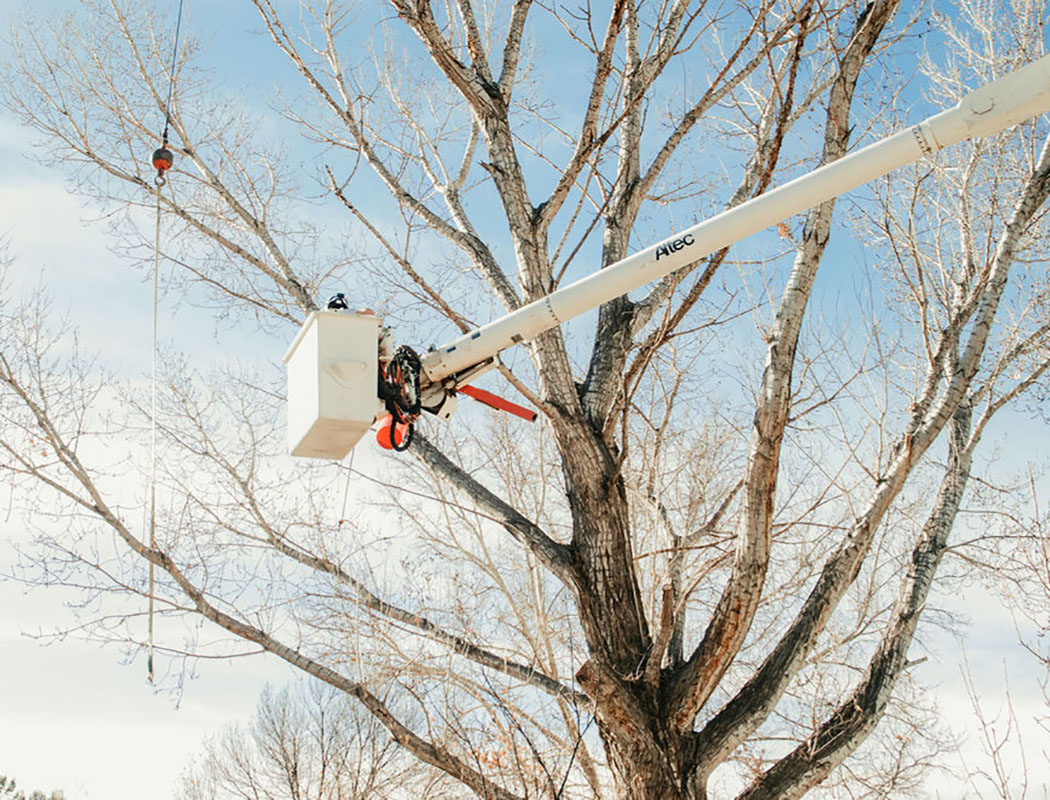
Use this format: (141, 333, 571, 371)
(148, 0, 185, 687)
(338, 451, 355, 528)
(161, 0, 185, 145)
(148, 184, 162, 684)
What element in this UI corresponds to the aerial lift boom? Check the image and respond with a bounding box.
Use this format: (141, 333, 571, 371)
(285, 54, 1050, 460)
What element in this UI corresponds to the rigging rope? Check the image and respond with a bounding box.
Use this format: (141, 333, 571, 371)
(148, 183, 161, 684)
(148, 0, 185, 684)
(161, 0, 185, 148)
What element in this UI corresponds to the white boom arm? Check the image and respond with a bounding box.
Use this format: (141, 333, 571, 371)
(421, 54, 1050, 384)
(286, 55, 1050, 459)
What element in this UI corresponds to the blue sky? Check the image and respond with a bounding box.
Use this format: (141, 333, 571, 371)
(1, 1, 1049, 797)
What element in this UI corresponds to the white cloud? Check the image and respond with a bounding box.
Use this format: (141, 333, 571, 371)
(920, 585, 1050, 794)
(0, 552, 290, 799)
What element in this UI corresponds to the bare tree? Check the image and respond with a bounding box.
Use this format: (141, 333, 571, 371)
(180, 680, 436, 799)
(3, 1, 1050, 798)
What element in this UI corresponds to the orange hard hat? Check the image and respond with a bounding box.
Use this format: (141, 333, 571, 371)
(376, 415, 409, 450)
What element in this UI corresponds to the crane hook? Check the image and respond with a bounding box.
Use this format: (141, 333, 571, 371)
(152, 146, 174, 186)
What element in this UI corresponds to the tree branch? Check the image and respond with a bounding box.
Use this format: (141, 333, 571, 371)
(737, 400, 977, 799)
(670, 0, 900, 732)
(410, 432, 574, 584)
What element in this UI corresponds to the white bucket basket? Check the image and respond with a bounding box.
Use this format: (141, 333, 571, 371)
(284, 311, 382, 459)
